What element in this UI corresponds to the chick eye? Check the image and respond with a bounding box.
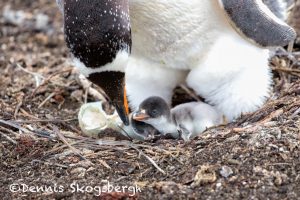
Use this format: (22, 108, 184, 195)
(152, 109, 158, 115)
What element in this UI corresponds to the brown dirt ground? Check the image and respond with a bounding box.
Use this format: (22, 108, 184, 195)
(0, 1, 300, 199)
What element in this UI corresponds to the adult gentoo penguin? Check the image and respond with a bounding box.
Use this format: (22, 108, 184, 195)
(58, 1, 296, 126)
(126, 0, 296, 122)
(57, 0, 131, 125)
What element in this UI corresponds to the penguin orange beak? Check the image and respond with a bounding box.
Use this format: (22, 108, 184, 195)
(114, 88, 130, 126)
(132, 110, 150, 121)
(88, 71, 130, 126)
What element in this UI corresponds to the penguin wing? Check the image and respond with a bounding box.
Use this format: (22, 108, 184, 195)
(218, 0, 296, 47)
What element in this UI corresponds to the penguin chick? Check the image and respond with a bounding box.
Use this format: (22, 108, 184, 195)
(133, 96, 222, 141)
(171, 101, 223, 141)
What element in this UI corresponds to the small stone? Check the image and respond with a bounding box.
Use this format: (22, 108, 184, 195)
(86, 167, 96, 172)
(35, 13, 49, 30)
(192, 165, 217, 186)
(220, 166, 233, 178)
(71, 167, 86, 174)
(70, 167, 86, 178)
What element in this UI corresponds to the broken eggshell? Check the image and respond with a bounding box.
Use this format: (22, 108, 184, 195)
(78, 102, 146, 140)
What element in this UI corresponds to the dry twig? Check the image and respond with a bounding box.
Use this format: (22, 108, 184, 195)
(16, 63, 44, 87)
(52, 125, 93, 164)
(0, 129, 18, 144)
(78, 74, 106, 102)
(94, 139, 166, 174)
(179, 84, 202, 102)
(38, 92, 56, 108)
(130, 144, 166, 175)
(31, 159, 68, 168)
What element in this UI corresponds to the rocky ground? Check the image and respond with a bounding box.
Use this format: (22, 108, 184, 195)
(0, 1, 300, 199)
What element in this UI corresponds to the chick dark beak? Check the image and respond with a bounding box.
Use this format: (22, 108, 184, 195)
(88, 71, 130, 126)
(132, 111, 150, 121)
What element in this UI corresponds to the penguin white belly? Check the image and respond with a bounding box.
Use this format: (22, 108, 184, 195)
(129, 0, 229, 70)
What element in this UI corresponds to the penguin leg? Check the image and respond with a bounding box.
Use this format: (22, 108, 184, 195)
(186, 33, 272, 122)
(125, 57, 188, 111)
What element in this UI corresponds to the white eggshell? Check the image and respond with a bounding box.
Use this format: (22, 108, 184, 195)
(78, 102, 146, 140)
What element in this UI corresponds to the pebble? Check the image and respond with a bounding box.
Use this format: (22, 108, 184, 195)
(220, 166, 233, 178)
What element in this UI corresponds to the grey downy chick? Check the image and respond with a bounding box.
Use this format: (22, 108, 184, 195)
(171, 101, 223, 141)
(132, 96, 222, 141)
